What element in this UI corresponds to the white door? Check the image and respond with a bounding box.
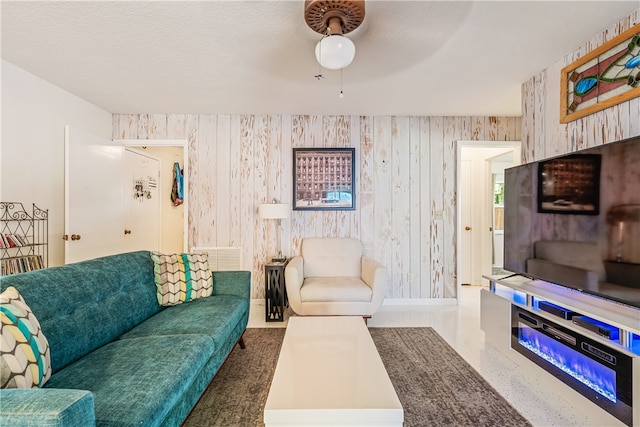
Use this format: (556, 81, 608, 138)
(123, 149, 160, 252)
(460, 159, 473, 285)
(64, 126, 125, 264)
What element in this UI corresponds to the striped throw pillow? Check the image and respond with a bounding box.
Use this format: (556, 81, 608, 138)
(1, 286, 51, 389)
(150, 252, 213, 306)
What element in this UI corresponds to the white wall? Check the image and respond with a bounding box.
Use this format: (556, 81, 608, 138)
(1, 60, 112, 267)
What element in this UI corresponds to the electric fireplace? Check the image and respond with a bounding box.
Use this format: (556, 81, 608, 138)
(511, 305, 634, 426)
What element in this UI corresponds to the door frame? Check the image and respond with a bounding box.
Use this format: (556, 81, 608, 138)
(115, 139, 189, 252)
(455, 140, 521, 293)
(459, 158, 473, 286)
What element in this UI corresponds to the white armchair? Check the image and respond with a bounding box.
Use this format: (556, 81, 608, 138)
(284, 237, 388, 319)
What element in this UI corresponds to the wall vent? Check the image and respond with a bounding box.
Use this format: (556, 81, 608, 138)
(191, 246, 242, 271)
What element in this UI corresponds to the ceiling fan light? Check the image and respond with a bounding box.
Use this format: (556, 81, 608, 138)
(315, 35, 356, 70)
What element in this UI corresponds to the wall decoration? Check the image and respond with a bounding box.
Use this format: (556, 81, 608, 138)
(537, 154, 601, 215)
(293, 148, 355, 211)
(133, 177, 156, 201)
(560, 22, 640, 123)
(171, 162, 184, 206)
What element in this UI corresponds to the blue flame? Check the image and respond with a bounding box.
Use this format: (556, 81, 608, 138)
(518, 324, 617, 403)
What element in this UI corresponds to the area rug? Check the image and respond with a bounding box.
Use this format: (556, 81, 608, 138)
(183, 327, 531, 427)
(369, 328, 531, 427)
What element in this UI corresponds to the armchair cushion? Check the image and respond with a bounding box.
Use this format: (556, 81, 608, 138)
(302, 238, 362, 277)
(300, 277, 372, 302)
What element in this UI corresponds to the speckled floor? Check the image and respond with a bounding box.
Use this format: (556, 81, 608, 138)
(248, 285, 614, 427)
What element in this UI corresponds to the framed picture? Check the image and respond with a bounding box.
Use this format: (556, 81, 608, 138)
(537, 154, 601, 215)
(293, 148, 355, 211)
(560, 22, 640, 123)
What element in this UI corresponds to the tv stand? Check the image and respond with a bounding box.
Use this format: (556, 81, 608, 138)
(481, 274, 640, 427)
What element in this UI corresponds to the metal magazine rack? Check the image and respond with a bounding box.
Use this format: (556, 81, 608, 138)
(0, 202, 48, 275)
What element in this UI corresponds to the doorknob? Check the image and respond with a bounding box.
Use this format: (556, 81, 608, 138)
(124, 229, 132, 235)
(71, 234, 81, 241)
(465, 226, 471, 231)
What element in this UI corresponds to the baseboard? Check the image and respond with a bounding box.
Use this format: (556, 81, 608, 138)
(383, 298, 457, 306)
(251, 298, 457, 307)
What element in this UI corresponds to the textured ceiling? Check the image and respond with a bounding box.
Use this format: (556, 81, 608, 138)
(2, 1, 638, 116)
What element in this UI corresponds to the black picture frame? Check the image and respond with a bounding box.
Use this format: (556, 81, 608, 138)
(537, 154, 601, 215)
(293, 148, 355, 211)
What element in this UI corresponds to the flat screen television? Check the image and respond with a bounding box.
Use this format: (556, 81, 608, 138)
(503, 134, 640, 310)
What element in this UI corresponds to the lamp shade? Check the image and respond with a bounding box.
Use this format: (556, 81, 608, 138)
(315, 35, 356, 70)
(259, 203, 290, 219)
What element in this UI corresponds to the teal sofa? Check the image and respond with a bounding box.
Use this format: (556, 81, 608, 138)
(0, 251, 251, 426)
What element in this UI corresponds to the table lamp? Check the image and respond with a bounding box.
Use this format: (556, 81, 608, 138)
(259, 200, 290, 262)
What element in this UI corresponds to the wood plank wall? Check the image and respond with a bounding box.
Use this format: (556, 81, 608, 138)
(113, 115, 520, 300)
(521, 8, 640, 161)
(515, 8, 640, 276)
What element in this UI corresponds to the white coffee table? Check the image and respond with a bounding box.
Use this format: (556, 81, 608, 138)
(263, 316, 404, 426)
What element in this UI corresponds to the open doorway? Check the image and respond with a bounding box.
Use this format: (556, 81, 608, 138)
(488, 151, 514, 274)
(116, 139, 189, 253)
(456, 141, 521, 290)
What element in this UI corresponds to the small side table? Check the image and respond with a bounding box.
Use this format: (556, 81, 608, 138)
(265, 259, 289, 322)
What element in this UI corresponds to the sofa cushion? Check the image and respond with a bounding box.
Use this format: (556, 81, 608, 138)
(302, 238, 362, 278)
(150, 252, 213, 306)
(534, 240, 606, 282)
(301, 277, 372, 302)
(1, 286, 51, 389)
(45, 334, 215, 427)
(119, 294, 249, 350)
(0, 251, 162, 373)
